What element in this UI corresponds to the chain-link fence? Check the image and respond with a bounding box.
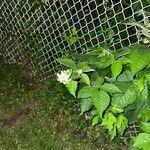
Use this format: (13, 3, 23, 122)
(1, 0, 150, 78)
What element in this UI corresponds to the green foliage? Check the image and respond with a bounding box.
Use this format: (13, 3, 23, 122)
(63, 26, 82, 45)
(111, 61, 123, 78)
(57, 44, 150, 142)
(91, 89, 110, 118)
(102, 112, 117, 140)
(112, 87, 137, 108)
(66, 80, 78, 97)
(132, 108, 150, 150)
(57, 58, 76, 69)
(133, 133, 150, 150)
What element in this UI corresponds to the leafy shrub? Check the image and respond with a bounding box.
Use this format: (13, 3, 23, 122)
(57, 44, 150, 144)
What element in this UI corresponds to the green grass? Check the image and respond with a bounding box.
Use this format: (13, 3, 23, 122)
(0, 57, 128, 150)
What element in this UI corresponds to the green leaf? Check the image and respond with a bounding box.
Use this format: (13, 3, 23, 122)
(71, 26, 77, 35)
(133, 133, 150, 150)
(110, 106, 123, 114)
(117, 57, 131, 65)
(66, 80, 78, 97)
(77, 63, 93, 72)
(116, 115, 128, 135)
(111, 61, 122, 78)
(110, 125, 117, 140)
(91, 109, 98, 118)
(100, 83, 122, 93)
(81, 73, 90, 85)
(91, 77, 104, 88)
(112, 81, 134, 92)
(145, 73, 150, 82)
(138, 108, 150, 122)
(92, 115, 100, 126)
(95, 55, 114, 69)
(63, 34, 69, 40)
(69, 36, 81, 45)
(136, 82, 149, 111)
(102, 112, 116, 132)
(117, 70, 133, 81)
(57, 58, 76, 69)
(102, 112, 117, 140)
(78, 86, 92, 98)
(112, 87, 137, 108)
(129, 45, 150, 75)
(80, 98, 92, 115)
(136, 77, 144, 93)
(92, 89, 110, 118)
(141, 122, 150, 134)
(73, 54, 98, 64)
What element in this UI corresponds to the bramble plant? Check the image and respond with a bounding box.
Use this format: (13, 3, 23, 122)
(57, 44, 150, 146)
(132, 108, 150, 150)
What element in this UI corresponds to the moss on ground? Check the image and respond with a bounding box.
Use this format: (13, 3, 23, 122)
(0, 58, 128, 150)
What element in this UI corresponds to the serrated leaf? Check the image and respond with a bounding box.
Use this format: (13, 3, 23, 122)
(102, 112, 116, 132)
(110, 125, 117, 140)
(100, 83, 122, 93)
(133, 133, 150, 150)
(95, 55, 114, 69)
(117, 57, 131, 65)
(92, 115, 100, 126)
(92, 77, 104, 88)
(129, 45, 150, 75)
(78, 86, 92, 98)
(80, 98, 92, 115)
(116, 115, 128, 135)
(112, 81, 134, 92)
(145, 73, 150, 82)
(81, 73, 90, 85)
(136, 77, 144, 93)
(77, 63, 92, 72)
(110, 106, 123, 114)
(141, 122, 150, 134)
(92, 89, 110, 118)
(102, 112, 117, 140)
(112, 87, 137, 108)
(57, 58, 76, 69)
(138, 108, 150, 122)
(139, 82, 148, 102)
(117, 70, 133, 81)
(111, 61, 122, 78)
(66, 80, 78, 97)
(135, 83, 149, 116)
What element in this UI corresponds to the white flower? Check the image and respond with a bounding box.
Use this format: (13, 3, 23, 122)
(143, 38, 150, 44)
(57, 70, 71, 85)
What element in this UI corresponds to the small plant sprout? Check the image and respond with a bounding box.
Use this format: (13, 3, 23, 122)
(56, 69, 72, 85)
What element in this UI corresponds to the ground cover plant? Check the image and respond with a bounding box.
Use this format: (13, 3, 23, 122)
(0, 56, 128, 150)
(57, 44, 150, 150)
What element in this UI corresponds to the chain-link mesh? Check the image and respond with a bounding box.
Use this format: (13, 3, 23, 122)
(1, 0, 150, 78)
